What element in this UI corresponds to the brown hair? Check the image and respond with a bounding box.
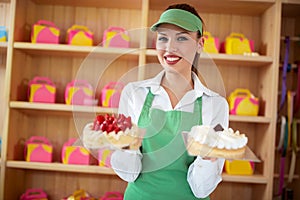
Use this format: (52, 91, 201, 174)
(166, 4, 204, 76)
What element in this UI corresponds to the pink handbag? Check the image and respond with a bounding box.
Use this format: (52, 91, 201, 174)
(65, 80, 94, 105)
(100, 82, 124, 107)
(28, 76, 56, 103)
(24, 136, 53, 163)
(31, 20, 60, 44)
(20, 188, 48, 200)
(102, 26, 130, 48)
(62, 138, 90, 165)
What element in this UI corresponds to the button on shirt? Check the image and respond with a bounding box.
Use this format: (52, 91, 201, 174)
(116, 70, 229, 198)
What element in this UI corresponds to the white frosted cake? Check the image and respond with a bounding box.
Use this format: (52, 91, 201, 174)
(186, 125, 248, 159)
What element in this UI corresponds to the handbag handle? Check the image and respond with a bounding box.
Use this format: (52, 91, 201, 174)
(26, 136, 51, 145)
(230, 88, 253, 98)
(29, 76, 55, 86)
(229, 32, 246, 39)
(203, 31, 212, 38)
(103, 82, 124, 90)
(67, 80, 93, 89)
(20, 188, 47, 200)
(68, 25, 90, 32)
(35, 20, 58, 29)
(105, 26, 126, 33)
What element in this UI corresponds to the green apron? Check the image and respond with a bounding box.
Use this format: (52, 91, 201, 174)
(124, 91, 209, 200)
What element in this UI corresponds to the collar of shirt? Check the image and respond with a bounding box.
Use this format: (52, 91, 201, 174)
(135, 70, 219, 110)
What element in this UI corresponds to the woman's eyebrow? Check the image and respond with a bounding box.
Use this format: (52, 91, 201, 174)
(176, 31, 190, 35)
(157, 32, 167, 35)
(157, 31, 190, 35)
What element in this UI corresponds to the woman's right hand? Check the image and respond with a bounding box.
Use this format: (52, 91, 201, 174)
(111, 149, 143, 182)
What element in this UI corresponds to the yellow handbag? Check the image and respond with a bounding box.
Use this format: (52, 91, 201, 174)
(203, 31, 219, 54)
(228, 88, 259, 116)
(225, 160, 254, 175)
(224, 33, 252, 54)
(67, 25, 93, 46)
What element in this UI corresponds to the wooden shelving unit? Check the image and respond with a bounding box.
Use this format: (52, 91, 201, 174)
(0, 0, 11, 191)
(274, 0, 300, 199)
(0, 0, 288, 199)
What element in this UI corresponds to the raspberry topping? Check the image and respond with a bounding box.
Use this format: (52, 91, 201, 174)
(92, 114, 132, 133)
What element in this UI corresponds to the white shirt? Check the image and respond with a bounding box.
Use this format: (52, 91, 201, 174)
(111, 70, 229, 198)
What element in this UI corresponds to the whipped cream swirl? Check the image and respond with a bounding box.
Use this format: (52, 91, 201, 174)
(189, 125, 248, 150)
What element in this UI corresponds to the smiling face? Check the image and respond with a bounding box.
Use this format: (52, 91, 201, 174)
(156, 23, 201, 76)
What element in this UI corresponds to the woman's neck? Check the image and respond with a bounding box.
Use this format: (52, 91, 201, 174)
(161, 71, 194, 108)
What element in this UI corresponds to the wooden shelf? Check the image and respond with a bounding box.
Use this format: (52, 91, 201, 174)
(6, 161, 116, 175)
(6, 160, 268, 184)
(0, 42, 8, 48)
(222, 173, 268, 184)
(229, 115, 272, 123)
(30, 0, 142, 9)
(280, 36, 300, 41)
(14, 42, 140, 58)
(146, 49, 273, 67)
(273, 174, 300, 180)
(10, 101, 117, 115)
(10, 101, 273, 124)
(149, 0, 274, 16)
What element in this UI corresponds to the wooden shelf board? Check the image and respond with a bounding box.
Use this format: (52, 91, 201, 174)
(229, 115, 272, 123)
(273, 174, 300, 179)
(0, 42, 8, 48)
(14, 42, 140, 58)
(222, 173, 268, 184)
(10, 102, 272, 124)
(6, 161, 116, 175)
(31, 0, 142, 9)
(146, 49, 273, 67)
(10, 101, 117, 115)
(6, 161, 268, 184)
(149, 0, 274, 16)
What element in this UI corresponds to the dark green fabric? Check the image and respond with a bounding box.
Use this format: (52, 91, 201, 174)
(124, 91, 209, 200)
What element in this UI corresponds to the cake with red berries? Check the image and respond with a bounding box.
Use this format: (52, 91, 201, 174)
(83, 114, 140, 149)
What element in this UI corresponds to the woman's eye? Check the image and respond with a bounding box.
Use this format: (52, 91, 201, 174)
(177, 36, 188, 41)
(158, 36, 168, 42)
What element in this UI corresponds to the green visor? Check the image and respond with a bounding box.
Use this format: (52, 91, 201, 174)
(150, 9, 202, 35)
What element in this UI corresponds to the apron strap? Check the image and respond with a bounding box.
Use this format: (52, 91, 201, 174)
(138, 90, 154, 127)
(195, 97, 203, 125)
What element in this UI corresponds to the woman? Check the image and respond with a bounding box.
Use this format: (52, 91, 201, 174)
(111, 3, 229, 200)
